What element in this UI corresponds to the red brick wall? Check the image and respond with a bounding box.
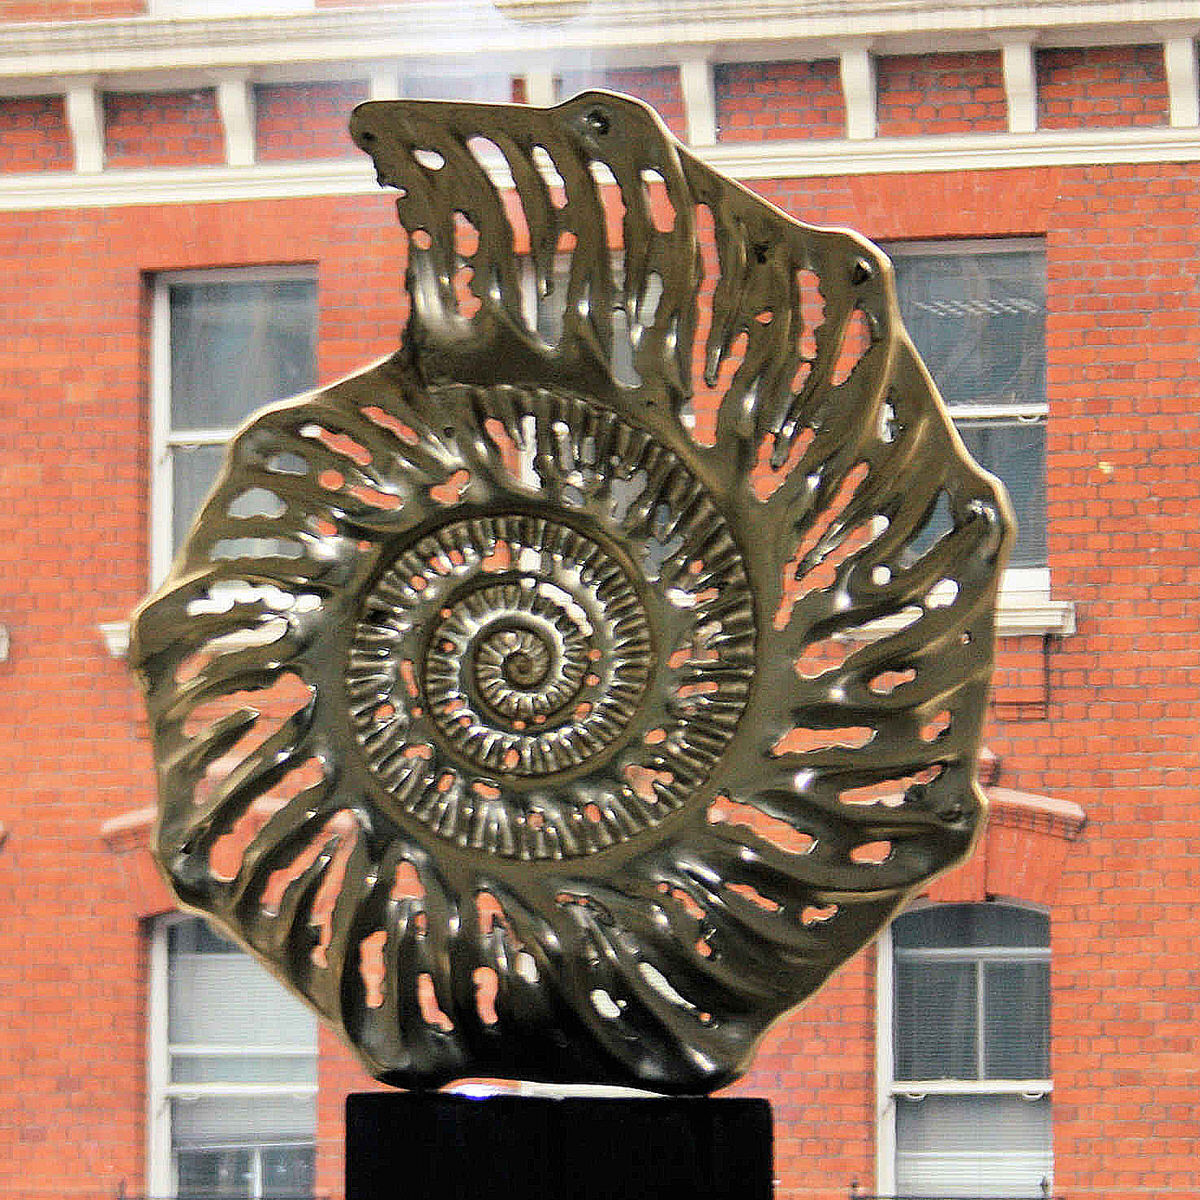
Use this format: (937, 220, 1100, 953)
(0, 96, 71, 173)
(1037, 44, 1170, 129)
(715, 59, 844, 141)
(876, 50, 1007, 136)
(103, 89, 224, 169)
(255, 80, 370, 163)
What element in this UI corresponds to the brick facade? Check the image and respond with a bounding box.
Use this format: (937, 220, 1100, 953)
(255, 81, 370, 163)
(103, 90, 225, 169)
(1, 13, 1198, 1200)
(875, 51, 1008, 136)
(0, 95, 70, 173)
(1037, 45, 1171, 130)
(715, 60, 845, 141)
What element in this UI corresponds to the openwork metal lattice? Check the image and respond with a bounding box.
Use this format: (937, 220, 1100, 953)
(130, 92, 1013, 1093)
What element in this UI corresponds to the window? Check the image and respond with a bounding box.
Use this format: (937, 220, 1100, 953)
(152, 267, 317, 580)
(877, 902, 1052, 1198)
(148, 916, 318, 1199)
(887, 240, 1047, 579)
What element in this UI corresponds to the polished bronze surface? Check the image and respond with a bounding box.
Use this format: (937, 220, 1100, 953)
(130, 92, 1012, 1093)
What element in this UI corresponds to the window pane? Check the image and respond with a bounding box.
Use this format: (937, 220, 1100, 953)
(171, 1053, 317, 1086)
(176, 1145, 254, 1199)
(958, 417, 1046, 569)
(171, 442, 227, 550)
(985, 961, 1051, 1079)
(895, 960, 977, 1080)
(890, 247, 1045, 409)
(169, 917, 239, 955)
(172, 1095, 316, 1146)
(896, 1094, 1052, 1197)
(894, 903, 1049, 950)
(168, 947, 317, 1048)
(902, 413, 1046, 568)
(262, 1145, 317, 1198)
(169, 277, 316, 432)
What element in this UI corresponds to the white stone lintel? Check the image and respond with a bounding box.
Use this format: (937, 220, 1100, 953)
(1163, 33, 1200, 128)
(678, 54, 716, 146)
(838, 43, 876, 141)
(523, 68, 558, 109)
(64, 77, 105, 174)
(368, 68, 401, 102)
(215, 73, 255, 168)
(99, 620, 131, 659)
(999, 36, 1039, 134)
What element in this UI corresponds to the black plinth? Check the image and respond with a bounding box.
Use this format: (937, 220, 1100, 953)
(346, 1092, 774, 1199)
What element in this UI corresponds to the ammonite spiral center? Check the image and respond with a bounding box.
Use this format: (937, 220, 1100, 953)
(404, 520, 652, 775)
(344, 390, 757, 860)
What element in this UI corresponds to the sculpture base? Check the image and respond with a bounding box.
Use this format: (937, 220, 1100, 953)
(346, 1092, 774, 1199)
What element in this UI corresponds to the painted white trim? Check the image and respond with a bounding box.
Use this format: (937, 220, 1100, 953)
(166, 426, 240, 447)
(702, 123, 1200, 178)
(147, 916, 173, 1199)
(5, 4, 1200, 88)
(368, 69, 401, 103)
(150, 276, 173, 588)
(1164, 33, 1200, 127)
(1000, 37, 1039, 134)
(842, 590, 1075, 640)
(939, 403, 1048, 419)
(524, 68, 558, 109)
(169, 1044, 316, 1057)
(678, 55, 717, 146)
(0, 623, 8, 663)
(839, 44, 877, 141)
(216, 74, 256, 168)
(0, 159, 379, 211)
(64, 78, 104, 174)
(891, 1079, 1053, 1098)
(896, 945, 1050, 962)
(889, 234, 1044, 256)
(997, 595, 1076, 637)
(7, 123, 1200, 214)
(163, 1082, 321, 1099)
(874, 931, 896, 1196)
(99, 620, 130, 658)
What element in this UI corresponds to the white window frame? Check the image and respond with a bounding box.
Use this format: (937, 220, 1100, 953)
(146, 913, 319, 1200)
(886, 238, 1073, 636)
(150, 265, 316, 585)
(874, 900, 1053, 1197)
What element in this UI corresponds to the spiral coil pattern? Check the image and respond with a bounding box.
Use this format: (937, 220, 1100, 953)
(342, 403, 755, 860)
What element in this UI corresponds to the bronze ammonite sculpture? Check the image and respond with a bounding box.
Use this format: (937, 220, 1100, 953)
(130, 92, 1013, 1093)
